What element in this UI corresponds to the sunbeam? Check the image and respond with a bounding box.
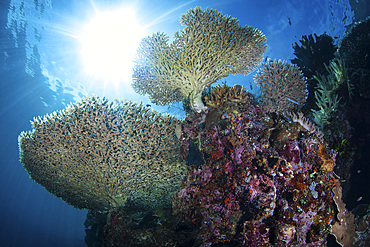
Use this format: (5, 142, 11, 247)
(79, 6, 145, 86)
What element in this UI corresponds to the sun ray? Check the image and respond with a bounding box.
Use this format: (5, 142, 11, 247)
(78, 6, 146, 85)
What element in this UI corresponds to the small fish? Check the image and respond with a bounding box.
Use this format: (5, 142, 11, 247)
(357, 196, 363, 202)
(288, 17, 292, 25)
(250, 83, 253, 90)
(283, 114, 293, 122)
(175, 124, 182, 140)
(340, 180, 346, 183)
(286, 97, 301, 105)
(146, 104, 151, 107)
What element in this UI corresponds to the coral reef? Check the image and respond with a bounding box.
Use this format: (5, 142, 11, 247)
(132, 7, 266, 112)
(172, 85, 337, 246)
(286, 112, 324, 143)
(17, 6, 370, 247)
(291, 31, 357, 200)
(18, 96, 187, 211)
(254, 59, 307, 113)
(203, 84, 255, 125)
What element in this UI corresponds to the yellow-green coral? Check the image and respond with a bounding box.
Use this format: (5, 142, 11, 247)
(132, 7, 266, 112)
(312, 58, 353, 127)
(18, 96, 187, 211)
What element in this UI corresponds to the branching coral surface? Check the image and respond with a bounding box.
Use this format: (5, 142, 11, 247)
(204, 84, 254, 110)
(254, 59, 307, 113)
(18, 96, 186, 211)
(132, 7, 266, 112)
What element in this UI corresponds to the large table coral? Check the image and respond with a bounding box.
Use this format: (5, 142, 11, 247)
(18, 96, 187, 211)
(132, 7, 266, 112)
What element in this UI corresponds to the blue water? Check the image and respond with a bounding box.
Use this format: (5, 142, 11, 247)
(0, 0, 361, 246)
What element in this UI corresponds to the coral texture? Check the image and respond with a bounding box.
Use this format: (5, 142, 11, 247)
(204, 84, 254, 111)
(18, 96, 186, 211)
(254, 59, 307, 113)
(331, 185, 370, 247)
(132, 7, 266, 112)
(103, 206, 198, 247)
(172, 85, 337, 246)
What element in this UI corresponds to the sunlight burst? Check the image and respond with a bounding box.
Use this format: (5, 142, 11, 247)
(79, 7, 145, 83)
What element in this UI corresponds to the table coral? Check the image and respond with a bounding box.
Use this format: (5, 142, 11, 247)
(18, 96, 187, 211)
(132, 7, 266, 112)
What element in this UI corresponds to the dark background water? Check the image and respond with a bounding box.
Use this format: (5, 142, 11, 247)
(0, 0, 367, 246)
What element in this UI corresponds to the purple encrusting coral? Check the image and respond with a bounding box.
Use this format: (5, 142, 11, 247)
(172, 86, 338, 246)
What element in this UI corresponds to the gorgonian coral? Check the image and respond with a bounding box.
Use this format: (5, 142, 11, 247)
(18, 96, 187, 211)
(132, 7, 266, 112)
(291, 33, 337, 80)
(254, 59, 307, 113)
(291, 33, 337, 113)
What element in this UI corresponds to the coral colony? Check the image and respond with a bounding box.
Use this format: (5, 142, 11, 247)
(19, 98, 187, 211)
(18, 8, 369, 247)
